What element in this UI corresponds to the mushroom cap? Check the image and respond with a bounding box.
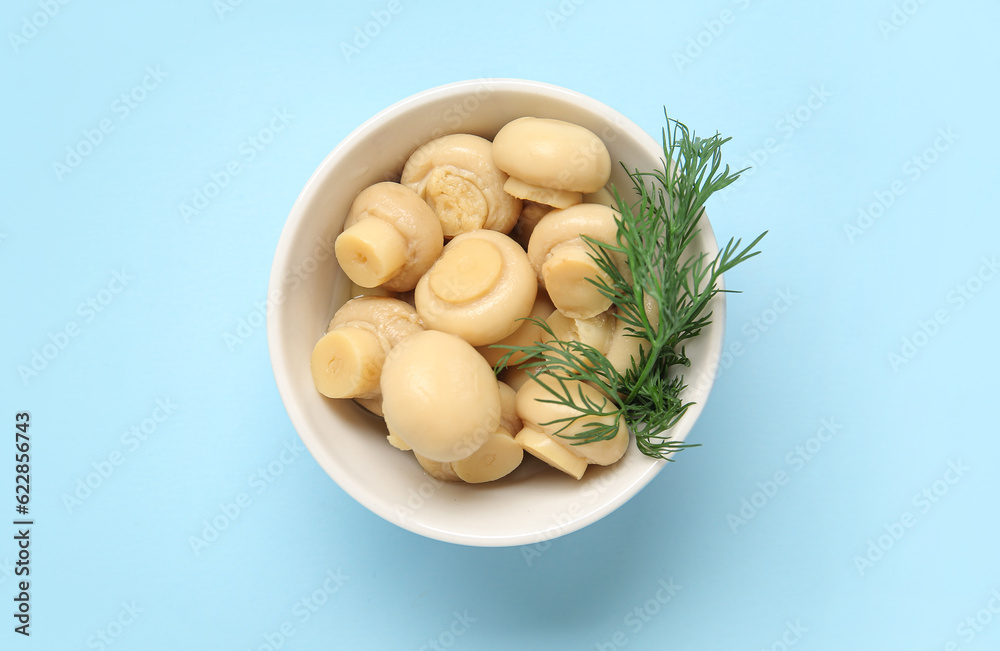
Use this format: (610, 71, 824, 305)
(380, 330, 501, 462)
(415, 229, 537, 346)
(342, 182, 444, 292)
(492, 117, 611, 194)
(401, 134, 521, 236)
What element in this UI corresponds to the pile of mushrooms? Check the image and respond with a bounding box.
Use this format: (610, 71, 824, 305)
(311, 115, 632, 482)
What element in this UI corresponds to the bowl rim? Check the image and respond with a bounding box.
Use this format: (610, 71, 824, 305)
(267, 78, 725, 546)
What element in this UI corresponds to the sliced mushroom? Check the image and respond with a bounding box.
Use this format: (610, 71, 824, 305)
(415, 229, 536, 346)
(476, 291, 555, 368)
(514, 374, 628, 479)
(527, 203, 624, 320)
(335, 182, 444, 291)
(309, 296, 422, 400)
(380, 330, 500, 462)
(492, 117, 611, 209)
(401, 134, 521, 237)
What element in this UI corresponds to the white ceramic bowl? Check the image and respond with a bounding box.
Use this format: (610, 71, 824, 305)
(267, 79, 724, 547)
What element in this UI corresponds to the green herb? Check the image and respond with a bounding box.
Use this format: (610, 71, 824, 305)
(496, 112, 766, 460)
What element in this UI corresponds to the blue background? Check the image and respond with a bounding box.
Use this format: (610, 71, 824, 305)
(3, 0, 999, 649)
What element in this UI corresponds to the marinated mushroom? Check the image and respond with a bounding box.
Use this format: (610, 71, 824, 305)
(380, 330, 501, 462)
(527, 203, 624, 320)
(401, 134, 521, 237)
(492, 117, 611, 209)
(545, 308, 616, 368)
(514, 374, 628, 479)
(310, 296, 423, 400)
(335, 182, 443, 291)
(415, 229, 537, 347)
(476, 291, 555, 368)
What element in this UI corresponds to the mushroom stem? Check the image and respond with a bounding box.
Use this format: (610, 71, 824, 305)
(310, 326, 385, 399)
(452, 430, 524, 483)
(335, 217, 408, 288)
(514, 427, 588, 480)
(542, 243, 613, 319)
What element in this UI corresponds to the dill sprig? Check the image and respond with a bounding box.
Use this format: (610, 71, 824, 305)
(496, 112, 766, 460)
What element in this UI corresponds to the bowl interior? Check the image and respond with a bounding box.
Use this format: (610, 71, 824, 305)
(267, 79, 723, 546)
